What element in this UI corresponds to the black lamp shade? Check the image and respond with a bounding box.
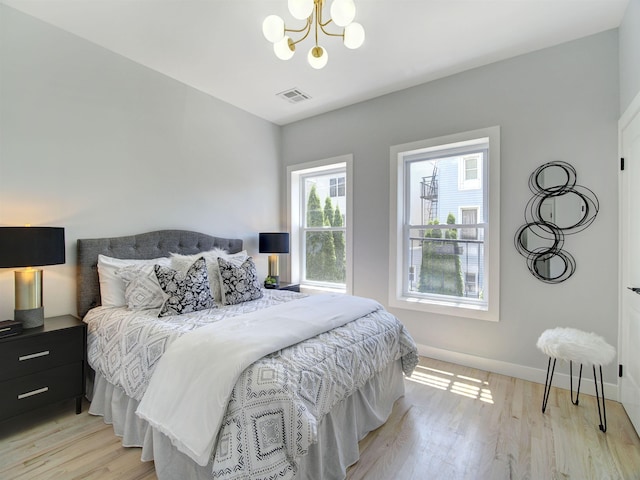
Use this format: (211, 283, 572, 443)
(0, 227, 66, 268)
(259, 232, 290, 254)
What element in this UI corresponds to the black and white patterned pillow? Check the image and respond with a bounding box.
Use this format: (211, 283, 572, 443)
(218, 257, 263, 305)
(154, 257, 215, 317)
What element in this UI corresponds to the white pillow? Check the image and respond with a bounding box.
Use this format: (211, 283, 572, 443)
(170, 249, 248, 304)
(97, 254, 170, 307)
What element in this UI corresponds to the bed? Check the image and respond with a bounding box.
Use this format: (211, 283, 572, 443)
(77, 229, 418, 480)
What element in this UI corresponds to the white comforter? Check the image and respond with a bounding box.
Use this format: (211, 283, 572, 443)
(135, 294, 382, 466)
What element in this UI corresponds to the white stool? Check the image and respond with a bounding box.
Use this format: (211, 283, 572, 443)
(536, 327, 616, 432)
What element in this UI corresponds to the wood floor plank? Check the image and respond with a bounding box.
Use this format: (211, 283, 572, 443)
(1, 356, 639, 480)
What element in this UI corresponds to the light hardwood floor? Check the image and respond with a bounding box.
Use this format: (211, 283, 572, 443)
(1, 357, 639, 480)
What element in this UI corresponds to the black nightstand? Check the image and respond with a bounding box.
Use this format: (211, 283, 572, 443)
(277, 282, 301, 292)
(0, 315, 86, 422)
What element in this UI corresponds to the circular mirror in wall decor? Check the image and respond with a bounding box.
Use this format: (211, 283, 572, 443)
(514, 161, 599, 283)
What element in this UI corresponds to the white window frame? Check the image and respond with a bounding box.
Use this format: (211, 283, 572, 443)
(287, 154, 353, 294)
(389, 126, 500, 321)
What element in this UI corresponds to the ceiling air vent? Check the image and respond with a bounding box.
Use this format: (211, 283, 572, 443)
(277, 88, 312, 104)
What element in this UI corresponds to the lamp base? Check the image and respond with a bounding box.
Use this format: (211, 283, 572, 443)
(15, 307, 44, 329)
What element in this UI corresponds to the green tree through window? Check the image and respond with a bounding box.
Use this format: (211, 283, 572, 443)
(418, 214, 464, 296)
(305, 185, 346, 283)
(333, 205, 346, 282)
(305, 185, 323, 280)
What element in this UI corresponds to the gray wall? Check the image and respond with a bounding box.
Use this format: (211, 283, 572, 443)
(0, 5, 282, 320)
(283, 30, 619, 379)
(620, 0, 640, 114)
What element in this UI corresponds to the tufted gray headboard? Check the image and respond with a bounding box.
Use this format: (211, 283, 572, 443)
(76, 230, 243, 318)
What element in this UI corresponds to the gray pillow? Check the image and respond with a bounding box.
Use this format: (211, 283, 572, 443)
(155, 257, 215, 317)
(115, 264, 165, 310)
(218, 257, 263, 305)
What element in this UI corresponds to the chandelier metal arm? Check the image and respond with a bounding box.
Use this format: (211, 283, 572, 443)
(314, 0, 321, 46)
(286, 18, 313, 47)
(319, 22, 344, 38)
(288, 19, 342, 42)
(316, 2, 343, 40)
(285, 17, 312, 34)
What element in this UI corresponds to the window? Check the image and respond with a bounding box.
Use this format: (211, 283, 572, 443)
(288, 155, 353, 293)
(465, 272, 478, 296)
(330, 176, 345, 197)
(465, 158, 478, 180)
(460, 207, 479, 240)
(459, 153, 482, 190)
(389, 127, 500, 321)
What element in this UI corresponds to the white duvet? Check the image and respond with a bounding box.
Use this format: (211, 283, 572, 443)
(135, 293, 382, 467)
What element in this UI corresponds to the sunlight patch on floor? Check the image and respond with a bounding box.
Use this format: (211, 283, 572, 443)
(406, 365, 494, 404)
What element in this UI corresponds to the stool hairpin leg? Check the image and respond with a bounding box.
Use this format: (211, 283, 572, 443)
(593, 365, 607, 433)
(569, 361, 583, 406)
(542, 356, 556, 413)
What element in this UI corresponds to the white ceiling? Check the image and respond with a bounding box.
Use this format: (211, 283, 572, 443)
(1, 0, 629, 125)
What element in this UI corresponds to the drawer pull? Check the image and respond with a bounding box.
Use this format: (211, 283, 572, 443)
(19, 350, 50, 361)
(18, 386, 49, 399)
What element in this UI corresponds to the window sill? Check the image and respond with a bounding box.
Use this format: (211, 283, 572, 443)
(389, 295, 498, 322)
(300, 284, 346, 295)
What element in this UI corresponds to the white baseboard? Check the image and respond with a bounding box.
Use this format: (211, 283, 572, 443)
(416, 343, 619, 402)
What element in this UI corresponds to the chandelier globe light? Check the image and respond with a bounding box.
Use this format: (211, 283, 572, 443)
(289, 0, 314, 20)
(330, 0, 355, 26)
(262, 15, 285, 43)
(274, 36, 296, 60)
(308, 45, 328, 69)
(262, 0, 365, 69)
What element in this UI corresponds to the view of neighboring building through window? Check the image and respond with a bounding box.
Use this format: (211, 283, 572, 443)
(330, 176, 345, 197)
(390, 127, 500, 321)
(406, 149, 485, 301)
(465, 272, 478, 296)
(289, 157, 351, 292)
(466, 157, 478, 179)
(460, 207, 479, 240)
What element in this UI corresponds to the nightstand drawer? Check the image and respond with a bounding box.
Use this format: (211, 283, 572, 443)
(0, 328, 84, 382)
(0, 362, 83, 421)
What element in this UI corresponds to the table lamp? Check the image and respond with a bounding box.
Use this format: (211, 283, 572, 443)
(259, 232, 290, 288)
(0, 226, 65, 328)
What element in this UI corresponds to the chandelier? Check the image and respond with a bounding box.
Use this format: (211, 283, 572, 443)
(262, 0, 365, 69)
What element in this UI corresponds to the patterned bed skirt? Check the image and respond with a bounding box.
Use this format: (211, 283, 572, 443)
(87, 359, 405, 480)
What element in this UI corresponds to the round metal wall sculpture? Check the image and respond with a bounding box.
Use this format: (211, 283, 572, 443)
(514, 161, 599, 283)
